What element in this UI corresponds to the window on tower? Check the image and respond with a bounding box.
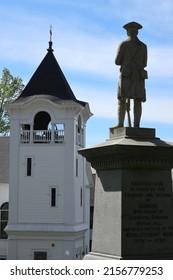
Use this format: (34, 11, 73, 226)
(50, 187, 58, 207)
(26, 157, 32, 176)
(80, 188, 83, 207)
(34, 251, 47, 260)
(54, 123, 65, 143)
(76, 115, 84, 147)
(20, 124, 30, 143)
(76, 158, 78, 177)
(33, 111, 51, 143)
(0, 202, 9, 239)
(51, 188, 56, 207)
(20, 112, 65, 144)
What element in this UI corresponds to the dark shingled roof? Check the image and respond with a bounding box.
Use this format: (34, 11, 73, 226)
(16, 43, 86, 107)
(0, 137, 9, 183)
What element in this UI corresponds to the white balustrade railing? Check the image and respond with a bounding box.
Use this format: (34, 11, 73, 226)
(21, 130, 64, 143)
(33, 130, 52, 142)
(20, 130, 30, 143)
(54, 130, 64, 142)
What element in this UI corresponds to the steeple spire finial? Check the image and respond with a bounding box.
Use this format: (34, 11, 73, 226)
(50, 24, 52, 42)
(48, 25, 54, 52)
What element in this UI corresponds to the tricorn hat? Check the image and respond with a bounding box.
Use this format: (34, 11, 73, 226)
(123, 21, 143, 30)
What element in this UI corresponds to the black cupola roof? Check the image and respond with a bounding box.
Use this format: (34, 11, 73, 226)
(16, 41, 86, 107)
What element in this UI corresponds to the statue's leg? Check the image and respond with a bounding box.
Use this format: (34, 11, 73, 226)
(134, 99, 142, 128)
(115, 99, 126, 128)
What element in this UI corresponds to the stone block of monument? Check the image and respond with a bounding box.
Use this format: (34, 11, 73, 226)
(79, 127, 173, 259)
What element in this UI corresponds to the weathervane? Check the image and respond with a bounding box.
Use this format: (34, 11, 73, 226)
(50, 25, 52, 42)
(48, 24, 53, 51)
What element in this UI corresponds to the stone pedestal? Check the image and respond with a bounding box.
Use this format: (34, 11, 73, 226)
(79, 127, 173, 259)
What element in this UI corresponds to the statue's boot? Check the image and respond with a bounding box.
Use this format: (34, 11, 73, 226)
(115, 100, 126, 128)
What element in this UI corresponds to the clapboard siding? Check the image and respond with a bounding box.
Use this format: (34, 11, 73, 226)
(18, 145, 65, 223)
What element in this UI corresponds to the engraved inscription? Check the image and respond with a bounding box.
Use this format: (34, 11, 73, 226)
(123, 180, 173, 246)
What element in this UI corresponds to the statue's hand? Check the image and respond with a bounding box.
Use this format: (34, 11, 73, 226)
(142, 96, 146, 103)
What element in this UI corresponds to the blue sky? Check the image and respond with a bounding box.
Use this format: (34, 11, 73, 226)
(1, 0, 173, 146)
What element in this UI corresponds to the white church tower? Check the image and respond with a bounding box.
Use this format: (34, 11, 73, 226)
(6, 39, 92, 260)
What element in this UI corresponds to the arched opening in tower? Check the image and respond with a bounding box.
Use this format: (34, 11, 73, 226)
(34, 111, 51, 130)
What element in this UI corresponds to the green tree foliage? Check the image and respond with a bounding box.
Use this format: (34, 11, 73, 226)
(0, 68, 24, 135)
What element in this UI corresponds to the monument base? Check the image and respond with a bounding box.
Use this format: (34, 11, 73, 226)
(79, 127, 173, 260)
(83, 252, 122, 260)
(83, 252, 173, 260)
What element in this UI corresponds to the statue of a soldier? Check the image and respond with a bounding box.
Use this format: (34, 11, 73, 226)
(115, 21, 148, 128)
